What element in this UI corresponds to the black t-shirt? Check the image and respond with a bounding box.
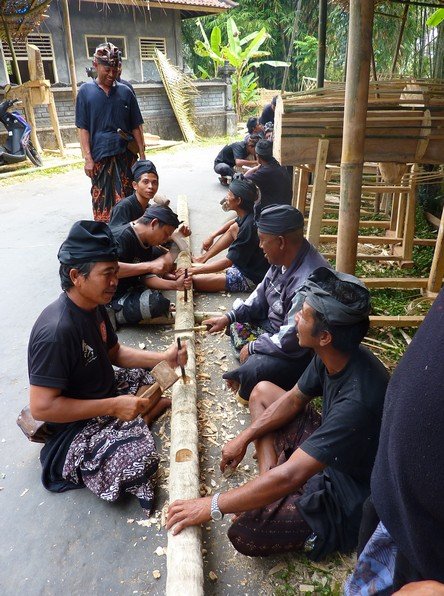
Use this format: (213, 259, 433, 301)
(371, 289, 444, 581)
(296, 346, 389, 558)
(109, 194, 144, 229)
(113, 223, 162, 298)
(259, 103, 275, 125)
(75, 80, 143, 162)
(28, 293, 118, 399)
(248, 159, 292, 207)
(215, 141, 249, 167)
(227, 213, 269, 284)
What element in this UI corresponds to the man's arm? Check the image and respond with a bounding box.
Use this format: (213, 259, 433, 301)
(144, 273, 192, 291)
(131, 127, 146, 160)
(235, 158, 258, 168)
(201, 219, 236, 252)
(108, 340, 187, 371)
(117, 254, 173, 278)
(79, 128, 94, 177)
(220, 384, 312, 471)
(167, 447, 324, 535)
(190, 257, 232, 275)
(30, 385, 148, 423)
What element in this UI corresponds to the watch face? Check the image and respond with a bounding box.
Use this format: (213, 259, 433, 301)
(211, 509, 223, 521)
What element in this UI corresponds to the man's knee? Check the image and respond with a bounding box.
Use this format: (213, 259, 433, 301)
(249, 381, 274, 410)
(227, 519, 261, 557)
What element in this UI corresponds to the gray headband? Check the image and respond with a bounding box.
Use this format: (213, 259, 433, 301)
(301, 267, 370, 325)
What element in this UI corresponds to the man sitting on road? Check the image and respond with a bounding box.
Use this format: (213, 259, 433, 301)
(111, 205, 192, 325)
(204, 204, 330, 403)
(245, 140, 292, 213)
(28, 221, 187, 513)
(213, 135, 259, 186)
(109, 160, 168, 228)
(167, 268, 389, 561)
(190, 175, 268, 293)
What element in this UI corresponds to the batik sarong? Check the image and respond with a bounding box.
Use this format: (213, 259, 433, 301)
(61, 367, 159, 513)
(91, 150, 136, 222)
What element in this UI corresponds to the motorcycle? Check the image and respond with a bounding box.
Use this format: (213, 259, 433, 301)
(0, 98, 43, 167)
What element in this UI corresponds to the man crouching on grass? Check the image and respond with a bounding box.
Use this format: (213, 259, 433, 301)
(167, 268, 389, 560)
(28, 221, 186, 513)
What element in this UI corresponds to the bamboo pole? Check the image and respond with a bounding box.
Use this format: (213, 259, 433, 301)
(316, 0, 328, 89)
(61, 0, 78, 103)
(166, 195, 203, 596)
(335, 0, 375, 274)
(307, 139, 329, 247)
(391, 2, 410, 76)
(427, 204, 444, 294)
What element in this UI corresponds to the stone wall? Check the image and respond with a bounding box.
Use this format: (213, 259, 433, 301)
(0, 80, 237, 148)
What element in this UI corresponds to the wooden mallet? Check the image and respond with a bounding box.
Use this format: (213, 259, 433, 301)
(137, 361, 179, 415)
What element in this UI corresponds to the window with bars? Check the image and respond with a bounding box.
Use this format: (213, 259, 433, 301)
(139, 38, 166, 61)
(85, 36, 127, 59)
(1, 33, 57, 84)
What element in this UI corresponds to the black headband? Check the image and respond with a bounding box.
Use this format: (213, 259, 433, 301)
(131, 159, 158, 182)
(257, 204, 304, 235)
(229, 175, 257, 204)
(58, 221, 118, 265)
(142, 205, 181, 228)
(301, 267, 370, 325)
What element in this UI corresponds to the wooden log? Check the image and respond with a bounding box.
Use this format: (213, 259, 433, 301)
(166, 195, 203, 596)
(307, 139, 329, 247)
(399, 164, 419, 262)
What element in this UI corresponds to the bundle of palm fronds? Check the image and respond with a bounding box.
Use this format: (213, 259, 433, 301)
(154, 49, 200, 143)
(0, 0, 51, 41)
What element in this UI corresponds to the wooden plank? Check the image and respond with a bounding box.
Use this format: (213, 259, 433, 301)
(305, 219, 390, 229)
(369, 315, 424, 327)
(362, 277, 428, 288)
(166, 195, 203, 596)
(296, 168, 310, 214)
(320, 234, 435, 246)
(307, 139, 329, 247)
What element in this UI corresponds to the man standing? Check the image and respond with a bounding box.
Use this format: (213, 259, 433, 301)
(204, 204, 330, 402)
(28, 221, 186, 513)
(167, 268, 389, 562)
(111, 205, 192, 325)
(213, 135, 259, 186)
(76, 42, 145, 222)
(245, 139, 292, 211)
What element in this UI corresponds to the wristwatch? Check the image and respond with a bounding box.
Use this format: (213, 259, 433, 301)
(210, 492, 224, 521)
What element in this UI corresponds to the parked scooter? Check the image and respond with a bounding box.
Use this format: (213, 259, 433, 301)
(0, 98, 43, 167)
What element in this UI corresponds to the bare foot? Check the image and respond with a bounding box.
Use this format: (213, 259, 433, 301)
(226, 379, 240, 393)
(143, 397, 172, 427)
(192, 254, 206, 264)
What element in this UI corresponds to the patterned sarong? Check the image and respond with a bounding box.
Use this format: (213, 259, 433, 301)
(90, 150, 136, 222)
(62, 367, 159, 513)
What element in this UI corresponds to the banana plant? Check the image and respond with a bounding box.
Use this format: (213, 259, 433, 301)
(194, 17, 289, 118)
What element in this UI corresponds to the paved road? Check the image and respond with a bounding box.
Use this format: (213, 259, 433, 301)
(0, 145, 237, 595)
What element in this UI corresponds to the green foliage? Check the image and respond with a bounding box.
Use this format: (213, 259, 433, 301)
(183, 1, 444, 91)
(294, 35, 318, 79)
(192, 17, 288, 117)
(427, 8, 444, 28)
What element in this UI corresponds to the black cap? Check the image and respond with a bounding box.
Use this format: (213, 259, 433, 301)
(257, 204, 304, 235)
(131, 159, 158, 182)
(142, 205, 182, 228)
(255, 139, 273, 157)
(58, 221, 118, 265)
